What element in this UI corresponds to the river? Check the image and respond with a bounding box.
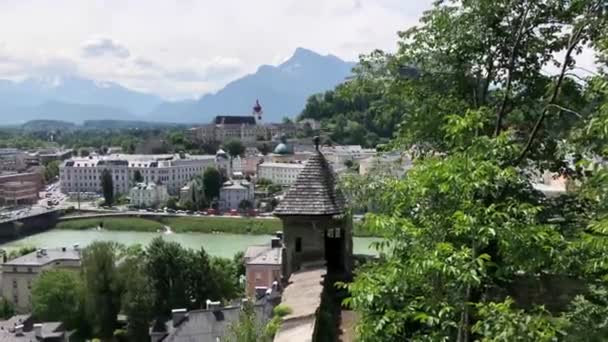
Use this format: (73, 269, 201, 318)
(0, 229, 379, 258)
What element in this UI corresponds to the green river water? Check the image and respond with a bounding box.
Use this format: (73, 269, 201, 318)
(0, 229, 379, 258)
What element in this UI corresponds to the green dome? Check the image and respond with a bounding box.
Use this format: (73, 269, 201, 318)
(274, 143, 290, 155)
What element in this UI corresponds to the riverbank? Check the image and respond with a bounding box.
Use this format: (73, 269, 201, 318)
(0, 230, 380, 257)
(55, 216, 283, 235)
(55, 215, 378, 237)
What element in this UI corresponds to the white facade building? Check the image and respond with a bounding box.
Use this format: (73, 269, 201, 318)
(257, 162, 305, 186)
(129, 182, 169, 208)
(219, 180, 255, 211)
(60, 153, 227, 196)
(320, 145, 376, 167)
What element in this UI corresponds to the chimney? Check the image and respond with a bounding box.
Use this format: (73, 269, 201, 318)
(275, 231, 283, 240)
(205, 299, 221, 310)
(61, 247, 66, 252)
(271, 237, 281, 249)
(171, 308, 187, 327)
(255, 286, 268, 299)
(41, 248, 47, 256)
(33, 323, 42, 338)
(14, 324, 23, 336)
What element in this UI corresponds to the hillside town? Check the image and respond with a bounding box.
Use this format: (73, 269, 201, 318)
(0, 0, 606, 340)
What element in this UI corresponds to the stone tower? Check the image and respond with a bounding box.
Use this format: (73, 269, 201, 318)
(274, 137, 353, 278)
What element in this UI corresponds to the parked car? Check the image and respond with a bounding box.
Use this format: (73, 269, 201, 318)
(230, 209, 239, 216)
(207, 208, 216, 215)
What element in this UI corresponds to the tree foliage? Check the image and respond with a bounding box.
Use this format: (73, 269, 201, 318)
(101, 169, 114, 207)
(340, 0, 608, 341)
(32, 269, 84, 330)
(203, 167, 222, 201)
(224, 139, 246, 158)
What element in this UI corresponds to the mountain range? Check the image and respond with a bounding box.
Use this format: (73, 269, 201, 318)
(0, 48, 355, 125)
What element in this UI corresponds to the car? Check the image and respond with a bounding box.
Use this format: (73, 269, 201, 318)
(166, 208, 176, 214)
(186, 210, 194, 215)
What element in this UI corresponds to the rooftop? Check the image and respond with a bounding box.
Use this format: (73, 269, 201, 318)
(0, 314, 67, 341)
(274, 150, 345, 216)
(63, 153, 216, 168)
(258, 162, 306, 168)
(4, 247, 81, 266)
(245, 244, 282, 266)
(214, 115, 256, 125)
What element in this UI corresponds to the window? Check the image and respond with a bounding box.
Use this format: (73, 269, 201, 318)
(12, 279, 17, 288)
(27, 267, 32, 273)
(255, 272, 262, 281)
(295, 237, 302, 253)
(12, 267, 17, 273)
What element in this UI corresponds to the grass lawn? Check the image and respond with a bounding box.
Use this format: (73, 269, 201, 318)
(55, 217, 163, 232)
(55, 215, 283, 235)
(160, 216, 283, 235)
(55, 215, 377, 237)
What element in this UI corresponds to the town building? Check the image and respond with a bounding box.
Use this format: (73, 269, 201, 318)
(129, 182, 170, 208)
(0, 181, 39, 205)
(320, 145, 376, 167)
(0, 314, 72, 341)
(60, 153, 227, 196)
(219, 179, 254, 211)
(299, 118, 321, 130)
(358, 151, 413, 177)
(2, 247, 82, 312)
(32, 149, 73, 165)
(274, 140, 352, 278)
(244, 237, 282, 296)
(150, 298, 275, 342)
(0, 170, 44, 195)
(189, 101, 267, 145)
(257, 162, 305, 186)
(0, 148, 26, 171)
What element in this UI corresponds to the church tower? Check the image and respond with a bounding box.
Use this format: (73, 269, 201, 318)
(252, 99, 263, 123)
(274, 137, 353, 278)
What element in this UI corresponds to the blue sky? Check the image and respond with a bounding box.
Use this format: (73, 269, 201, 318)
(0, 0, 433, 99)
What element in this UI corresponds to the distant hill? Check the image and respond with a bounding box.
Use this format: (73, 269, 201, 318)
(0, 48, 354, 124)
(21, 120, 76, 132)
(148, 48, 356, 123)
(0, 76, 162, 124)
(82, 120, 187, 130)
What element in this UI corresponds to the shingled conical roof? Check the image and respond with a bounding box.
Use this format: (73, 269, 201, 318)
(274, 150, 345, 216)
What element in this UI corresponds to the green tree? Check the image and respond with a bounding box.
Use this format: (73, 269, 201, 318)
(119, 247, 155, 342)
(238, 199, 253, 212)
(80, 149, 90, 157)
(338, 0, 608, 341)
(101, 169, 114, 207)
(224, 139, 246, 159)
(0, 297, 14, 319)
(203, 167, 222, 202)
(133, 170, 143, 183)
(165, 197, 178, 210)
(32, 269, 84, 330)
(257, 143, 271, 155)
(145, 237, 190, 316)
(43, 160, 60, 183)
(82, 241, 123, 339)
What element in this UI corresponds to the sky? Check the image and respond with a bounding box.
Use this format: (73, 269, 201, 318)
(0, 0, 433, 100)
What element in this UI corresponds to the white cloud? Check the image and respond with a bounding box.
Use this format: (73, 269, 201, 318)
(81, 37, 130, 59)
(0, 0, 435, 98)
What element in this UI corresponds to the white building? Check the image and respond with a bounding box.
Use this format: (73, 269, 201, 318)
(257, 162, 305, 186)
(2, 247, 81, 312)
(359, 152, 413, 177)
(219, 180, 255, 211)
(320, 145, 376, 167)
(129, 182, 169, 208)
(60, 153, 228, 196)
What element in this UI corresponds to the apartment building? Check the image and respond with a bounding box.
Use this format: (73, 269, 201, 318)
(60, 153, 227, 195)
(2, 247, 82, 312)
(257, 162, 305, 186)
